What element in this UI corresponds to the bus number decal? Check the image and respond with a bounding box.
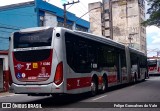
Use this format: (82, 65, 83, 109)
(33, 63, 38, 68)
(43, 62, 50, 66)
(67, 77, 91, 90)
(26, 63, 31, 70)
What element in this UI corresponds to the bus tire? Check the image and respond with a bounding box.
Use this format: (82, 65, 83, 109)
(145, 72, 149, 79)
(134, 73, 137, 83)
(101, 76, 108, 93)
(90, 78, 98, 96)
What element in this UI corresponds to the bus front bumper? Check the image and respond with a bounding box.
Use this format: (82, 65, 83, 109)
(9, 83, 64, 94)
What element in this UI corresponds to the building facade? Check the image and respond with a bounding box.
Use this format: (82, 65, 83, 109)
(0, 51, 8, 92)
(0, 0, 90, 50)
(0, 0, 90, 92)
(89, 0, 146, 54)
(88, 2, 103, 36)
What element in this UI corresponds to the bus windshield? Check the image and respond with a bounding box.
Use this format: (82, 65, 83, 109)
(13, 28, 53, 48)
(148, 60, 157, 67)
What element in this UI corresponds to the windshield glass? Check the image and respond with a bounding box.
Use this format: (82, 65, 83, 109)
(147, 60, 157, 67)
(14, 28, 53, 48)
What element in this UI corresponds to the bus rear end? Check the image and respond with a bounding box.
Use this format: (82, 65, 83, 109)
(9, 27, 64, 95)
(148, 59, 160, 75)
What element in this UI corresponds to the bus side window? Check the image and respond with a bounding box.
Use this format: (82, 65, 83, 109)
(88, 41, 98, 69)
(65, 33, 91, 73)
(65, 39, 76, 71)
(75, 39, 91, 73)
(130, 52, 137, 67)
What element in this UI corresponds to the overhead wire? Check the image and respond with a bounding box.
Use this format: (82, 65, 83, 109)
(0, 23, 24, 29)
(0, 13, 36, 16)
(78, 2, 103, 26)
(67, 4, 74, 10)
(76, 3, 90, 20)
(0, 26, 19, 30)
(0, 30, 13, 33)
(0, 37, 9, 39)
(80, 2, 102, 21)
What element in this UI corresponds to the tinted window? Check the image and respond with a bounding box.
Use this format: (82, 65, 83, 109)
(140, 55, 147, 68)
(65, 32, 91, 73)
(65, 32, 117, 73)
(14, 28, 53, 48)
(148, 60, 157, 66)
(14, 49, 51, 62)
(130, 52, 138, 66)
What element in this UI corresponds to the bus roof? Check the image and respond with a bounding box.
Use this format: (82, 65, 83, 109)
(13, 26, 146, 56)
(73, 30, 125, 50)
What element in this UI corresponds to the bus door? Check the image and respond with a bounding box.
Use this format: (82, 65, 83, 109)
(137, 57, 140, 79)
(116, 51, 121, 83)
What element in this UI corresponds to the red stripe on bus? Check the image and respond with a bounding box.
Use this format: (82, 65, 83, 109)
(158, 67, 160, 72)
(98, 76, 103, 85)
(67, 77, 91, 90)
(108, 75, 117, 83)
(122, 76, 127, 81)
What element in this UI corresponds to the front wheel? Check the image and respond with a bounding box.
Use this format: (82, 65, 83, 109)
(90, 79, 98, 96)
(133, 73, 137, 83)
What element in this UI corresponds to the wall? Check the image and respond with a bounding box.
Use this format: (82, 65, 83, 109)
(44, 12, 57, 27)
(112, 0, 139, 49)
(111, 0, 146, 53)
(0, 59, 3, 91)
(88, 0, 147, 54)
(89, 2, 102, 36)
(35, 0, 90, 29)
(0, 52, 8, 92)
(0, 2, 37, 50)
(0, 0, 90, 51)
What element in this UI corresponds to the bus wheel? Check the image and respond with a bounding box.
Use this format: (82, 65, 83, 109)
(133, 73, 137, 83)
(101, 77, 108, 93)
(90, 78, 98, 96)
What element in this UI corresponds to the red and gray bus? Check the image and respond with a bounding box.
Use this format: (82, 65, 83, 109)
(147, 58, 160, 75)
(9, 27, 147, 96)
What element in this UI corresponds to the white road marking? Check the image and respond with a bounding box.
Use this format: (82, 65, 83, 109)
(0, 94, 19, 98)
(130, 85, 136, 88)
(92, 95, 107, 101)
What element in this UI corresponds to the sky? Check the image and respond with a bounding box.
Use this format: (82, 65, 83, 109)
(0, 0, 159, 57)
(0, 0, 101, 21)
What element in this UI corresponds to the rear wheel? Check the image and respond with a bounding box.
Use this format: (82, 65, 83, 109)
(90, 78, 98, 96)
(101, 77, 108, 93)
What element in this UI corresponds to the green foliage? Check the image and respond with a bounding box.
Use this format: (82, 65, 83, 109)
(142, 0, 160, 26)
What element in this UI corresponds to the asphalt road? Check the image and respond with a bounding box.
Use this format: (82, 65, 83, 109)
(0, 77, 160, 111)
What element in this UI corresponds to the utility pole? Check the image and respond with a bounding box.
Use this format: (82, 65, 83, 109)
(109, 0, 113, 39)
(63, 0, 80, 28)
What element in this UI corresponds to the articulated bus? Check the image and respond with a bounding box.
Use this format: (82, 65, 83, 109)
(147, 58, 160, 75)
(9, 27, 147, 96)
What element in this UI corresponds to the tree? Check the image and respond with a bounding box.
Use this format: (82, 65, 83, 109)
(143, 0, 160, 27)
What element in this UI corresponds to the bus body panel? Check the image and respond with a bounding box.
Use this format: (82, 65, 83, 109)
(148, 59, 160, 75)
(9, 27, 147, 95)
(10, 83, 64, 94)
(9, 27, 65, 94)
